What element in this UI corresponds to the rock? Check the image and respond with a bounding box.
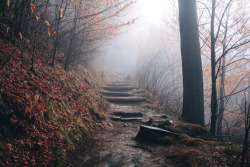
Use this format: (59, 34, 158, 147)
(143, 118, 173, 127)
(110, 117, 121, 121)
(158, 120, 174, 129)
(114, 112, 142, 118)
(136, 125, 180, 141)
(144, 118, 153, 126)
(108, 123, 113, 127)
(167, 120, 173, 125)
(154, 115, 169, 119)
(124, 124, 129, 127)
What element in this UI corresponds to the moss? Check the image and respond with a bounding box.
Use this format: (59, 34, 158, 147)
(160, 136, 175, 145)
(207, 141, 219, 146)
(178, 134, 207, 146)
(222, 145, 241, 155)
(177, 148, 204, 167)
(49, 148, 67, 167)
(164, 120, 211, 140)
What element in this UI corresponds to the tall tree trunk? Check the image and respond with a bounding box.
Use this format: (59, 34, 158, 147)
(178, 0, 204, 126)
(210, 0, 218, 134)
(52, 5, 60, 67)
(65, 2, 78, 70)
(241, 102, 250, 167)
(217, 55, 226, 135)
(217, 2, 232, 135)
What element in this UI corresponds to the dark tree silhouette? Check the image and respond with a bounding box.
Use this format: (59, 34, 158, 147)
(178, 0, 204, 126)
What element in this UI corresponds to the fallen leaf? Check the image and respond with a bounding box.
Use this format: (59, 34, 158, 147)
(19, 32, 22, 39)
(7, 0, 10, 7)
(45, 21, 50, 26)
(36, 12, 40, 21)
(59, 9, 63, 18)
(47, 28, 50, 36)
(54, 31, 56, 39)
(6, 27, 9, 34)
(30, 3, 35, 13)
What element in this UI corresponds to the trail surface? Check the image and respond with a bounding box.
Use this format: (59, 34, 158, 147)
(72, 79, 173, 167)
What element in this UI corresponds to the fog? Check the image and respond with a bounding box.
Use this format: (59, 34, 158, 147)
(94, 0, 177, 75)
(95, 25, 139, 75)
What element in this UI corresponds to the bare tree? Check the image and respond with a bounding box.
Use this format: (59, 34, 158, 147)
(198, 0, 250, 134)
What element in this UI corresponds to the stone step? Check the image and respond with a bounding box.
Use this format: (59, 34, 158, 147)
(120, 117, 142, 122)
(106, 97, 146, 104)
(108, 81, 130, 84)
(103, 86, 137, 92)
(107, 83, 133, 87)
(110, 117, 142, 122)
(114, 112, 143, 117)
(102, 92, 133, 97)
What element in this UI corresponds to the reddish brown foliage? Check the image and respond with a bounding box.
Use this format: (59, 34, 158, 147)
(0, 38, 107, 166)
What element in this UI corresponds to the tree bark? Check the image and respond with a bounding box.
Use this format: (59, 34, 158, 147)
(178, 0, 204, 126)
(210, 0, 218, 134)
(217, 2, 232, 135)
(217, 55, 226, 135)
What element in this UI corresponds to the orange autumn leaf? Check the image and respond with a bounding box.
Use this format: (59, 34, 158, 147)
(47, 28, 50, 36)
(19, 32, 22, 39)
(45, 21, 50, 26)
(7, 0, 10, 7)
(30, 3, 35, 13)
(54, 31, 56, 39)
(36, 12, 40, 21)
(6, 27, 9, 34)
(25, 93, 30, 99)
(34, 94, 40, 102)
(59, 9, 63, 18)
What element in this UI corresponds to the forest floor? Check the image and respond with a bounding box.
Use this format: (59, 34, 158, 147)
(72, 103, 172, 167)
(70, 78, 244, 167)
(71, 79, 173, 167)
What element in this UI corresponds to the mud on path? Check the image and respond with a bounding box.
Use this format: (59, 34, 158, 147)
(72, 80, 173, 167)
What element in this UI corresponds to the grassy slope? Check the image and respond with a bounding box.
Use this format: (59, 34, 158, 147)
(0, 38, 108, 166)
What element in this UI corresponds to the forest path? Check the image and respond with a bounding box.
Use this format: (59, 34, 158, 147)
(72, 78, 173, 167)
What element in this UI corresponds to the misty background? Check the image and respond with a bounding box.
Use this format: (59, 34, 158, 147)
(94, 0, 180, 75)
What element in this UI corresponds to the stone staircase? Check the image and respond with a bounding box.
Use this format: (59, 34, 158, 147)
(102, 80, 146, 104)
(102, 79, 176, 138)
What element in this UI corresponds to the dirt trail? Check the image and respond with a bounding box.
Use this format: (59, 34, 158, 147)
(72, 79, 173, 167)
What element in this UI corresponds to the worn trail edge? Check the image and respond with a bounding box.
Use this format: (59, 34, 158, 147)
(72, 79, 173, 167)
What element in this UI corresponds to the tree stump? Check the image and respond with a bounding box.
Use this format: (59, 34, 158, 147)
(136, 125, 180, 141)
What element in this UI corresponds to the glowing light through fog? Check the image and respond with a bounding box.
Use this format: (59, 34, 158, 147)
(139, 0, 169, 26)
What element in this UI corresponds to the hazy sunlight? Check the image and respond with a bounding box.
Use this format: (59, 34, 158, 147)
(139, 0, 170, 25)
